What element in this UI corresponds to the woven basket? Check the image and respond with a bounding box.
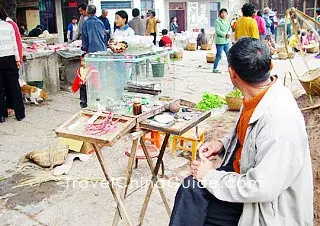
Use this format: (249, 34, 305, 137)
(206, 53, 215, 63)
(306, 45, 319, 53)
(186, 43, 196, 51)
(25, 145, 69, 168)
(170, 51, 183, 59)
(173, 51, 183, 59)
(226, 96, 243, 111)
(201, 44, 212, 50)
(278, 52, 287, 60)
(299, 68, 320, 95)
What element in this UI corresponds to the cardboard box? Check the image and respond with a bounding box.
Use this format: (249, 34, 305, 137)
(58, 138, 94, 154)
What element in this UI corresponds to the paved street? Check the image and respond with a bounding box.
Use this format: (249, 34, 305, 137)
(0, 49, 319, 226)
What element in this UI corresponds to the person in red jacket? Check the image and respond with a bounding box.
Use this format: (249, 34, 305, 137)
(72, 54, 100, 108)
(159, 29, 172, 47)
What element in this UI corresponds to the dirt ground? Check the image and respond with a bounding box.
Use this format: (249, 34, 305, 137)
(296, 94, 320, 225)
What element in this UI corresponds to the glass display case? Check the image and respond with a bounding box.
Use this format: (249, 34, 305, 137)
(85, 48, 174, 113)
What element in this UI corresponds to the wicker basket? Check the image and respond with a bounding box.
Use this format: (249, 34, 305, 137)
(278, 51, 294, 60)
(25, 145, 69, 168)
(306, 45, 319, 53)
(172, 51, 183, 59)
(226, 96, 243, 111)
(299, 68, 320, 95)
(206, 53, 215, 63)
(201, 44, 212, 50)
(186, 43, 196, 51)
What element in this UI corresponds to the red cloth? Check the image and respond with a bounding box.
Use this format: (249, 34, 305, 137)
(7, 19, 23, 63)
(72, 66, 100, 92)
(160, 36, 172, 47)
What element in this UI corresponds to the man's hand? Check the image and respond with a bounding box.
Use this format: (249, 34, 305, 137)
(191, 158, 215, 182)
(106, 30, 110, 34)
(16, 61, 21, 69)
(199, 140, 223, 160)
(226, 34, 230, 39)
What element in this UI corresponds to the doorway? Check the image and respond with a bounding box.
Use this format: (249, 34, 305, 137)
(169, 2, 186, 32)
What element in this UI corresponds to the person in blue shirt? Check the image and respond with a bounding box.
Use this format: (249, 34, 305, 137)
(67, 16, 78, 42)
(81, 5, 106, 53)
(98, 9, 111, 44)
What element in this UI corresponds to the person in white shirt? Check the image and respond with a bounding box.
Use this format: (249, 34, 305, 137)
(114, 10, 135, 37)
(0, 7, 25, 122)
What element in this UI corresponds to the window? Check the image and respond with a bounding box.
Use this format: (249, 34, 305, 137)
(210, 2, 220, 27)
(39, 0, 57, 33)
(141, 0, 154, 16)
(101, 1, 132, 9)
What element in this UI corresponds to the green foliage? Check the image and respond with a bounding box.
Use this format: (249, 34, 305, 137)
(227, 89, 243, 98)
(196, 93, 226, 110)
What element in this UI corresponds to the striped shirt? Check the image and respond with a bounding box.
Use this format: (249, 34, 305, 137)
(0, 20, 20, 61)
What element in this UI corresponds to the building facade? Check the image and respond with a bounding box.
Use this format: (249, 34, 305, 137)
(90, 0, 248, 32)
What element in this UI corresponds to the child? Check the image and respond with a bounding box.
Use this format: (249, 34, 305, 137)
(307, 30, 318, 43)
(159, 29, 172, 47)
(289, 30, 300, 52)
(72, 54, 89, 108)
(67, 16, 78, 42)
(300, 31, 309, 51)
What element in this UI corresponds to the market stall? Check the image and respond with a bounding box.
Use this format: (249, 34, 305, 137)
(55, 47, 212, 225)
(21, 38, 83, 93)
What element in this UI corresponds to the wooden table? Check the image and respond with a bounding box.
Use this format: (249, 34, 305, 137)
(112, 108, 211, 226)
(56, 105, 210, 226)
(55, 110, 136, 226)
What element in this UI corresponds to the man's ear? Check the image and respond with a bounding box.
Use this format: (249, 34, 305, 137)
(228, 66, 237, 80)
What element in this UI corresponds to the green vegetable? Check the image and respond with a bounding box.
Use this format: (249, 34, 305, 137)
(196, 92, 226, 110)
(227, 89, 243, 98)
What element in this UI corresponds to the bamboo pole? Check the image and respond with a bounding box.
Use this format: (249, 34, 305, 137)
(301, 104, 320, 111)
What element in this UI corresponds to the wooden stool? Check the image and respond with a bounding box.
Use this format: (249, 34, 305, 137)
(142, 130, 161, 148)
(171, 126, 205, 160)
(125, 144, 165, 177)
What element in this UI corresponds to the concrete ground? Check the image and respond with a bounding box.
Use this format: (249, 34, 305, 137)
(0, 49, 319, 226)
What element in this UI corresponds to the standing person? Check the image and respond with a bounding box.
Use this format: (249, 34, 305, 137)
(114, 10, 135, 37)
(81, 5, 106, 53)
(255, 10, 267, 40)
(141, 15, 147, 30)
(146, 11, 160, 45)
(263, 7, 273, 36)
(212, 9, 231, 73)
(234, 3, 259, 41)
(67, 16, 78, 42)
(196, 28, 208, 49)
(170, 17, 179, 34)
(272, 9, 279, 42)
(80, 5, 106, 108)
(128, 8, 145, 36)
(0, 8, 25, 123)
(316, 8, 320, 36)
(169, 37, 313, 226)
(71, 54, 93, 108)
(76, 4, 88, 40)
(98, 9, 111, 44)
(5, 12, 23, 116)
